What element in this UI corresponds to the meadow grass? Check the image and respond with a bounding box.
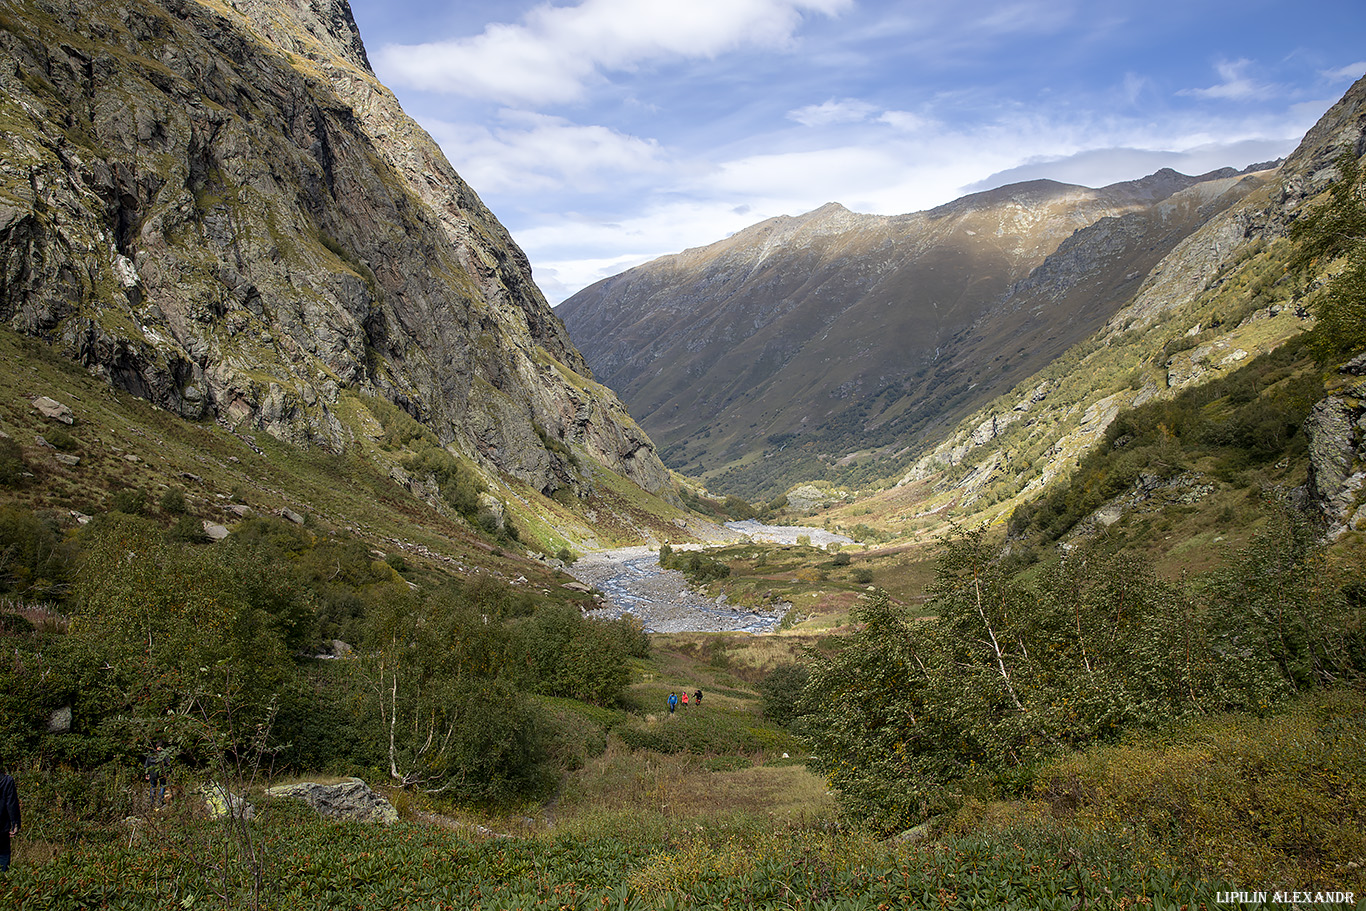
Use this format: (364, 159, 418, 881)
(4, 633, 1362, 909)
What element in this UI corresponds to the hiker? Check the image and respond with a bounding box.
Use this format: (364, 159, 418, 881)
(680, 690, 689, 708)
(0, 761, 19, 873)
(668, 692, 678, 714)
(694, 689, 703, 706)
(145, 742, 170, 809)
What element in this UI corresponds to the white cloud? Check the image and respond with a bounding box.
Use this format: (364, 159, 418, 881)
(426, 113, 668, 194)
(877, 110, 935, 133)
(968, 138, 1299, 192)
(788, 98, 878, 126)
(375, 0, 852, 105)
(1120, 72, 1149, 106)
(1322, 62, 1366, 83)
(1180, 59, 1278, 101)
(525, 200, 776, 303)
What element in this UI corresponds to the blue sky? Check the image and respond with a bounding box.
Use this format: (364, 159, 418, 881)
(347, 0, 1365, 304)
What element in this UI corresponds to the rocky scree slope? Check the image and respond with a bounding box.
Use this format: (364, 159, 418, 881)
(558, 167, 1270, 498)
(0, 0, 669, 498)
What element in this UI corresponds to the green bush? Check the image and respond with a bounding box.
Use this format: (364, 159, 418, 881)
(0, 437, 28, 486)
(757, 663, 809, 727)
(800, 514, 1366, 832)
(0, 506, 68, 598)
(109, 487, 147, 515)
(402, 445, 484, 520)
(509, 604, 633, 705)
(617, 707, 780, 756)
(158, 486, 187, 514)
(660, 547, 731, 583)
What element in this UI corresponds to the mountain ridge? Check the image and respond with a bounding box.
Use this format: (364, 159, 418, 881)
(558, 163, 1276, 498)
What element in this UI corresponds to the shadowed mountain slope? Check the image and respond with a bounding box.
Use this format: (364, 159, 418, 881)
(559, 166, 1273, 498)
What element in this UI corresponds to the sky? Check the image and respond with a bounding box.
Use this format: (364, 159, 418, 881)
(346, 0, 1366, 304)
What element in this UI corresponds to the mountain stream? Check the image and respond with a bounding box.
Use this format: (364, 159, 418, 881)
(571, 522, 852, 633)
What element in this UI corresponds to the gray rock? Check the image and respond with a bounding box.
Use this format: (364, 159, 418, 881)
(54, 453, 80, 466)
(894, 821, 934, 844)
(1303, 395, 1365, 537)
(1343, 352, 1366, 376)
(202, 782, 256, 820)
(477, 492, 505, 532)
(32, 396, 74, 424)
(280, 508, 305, 525)
(202, 521, 231, 541)
(48, 705, 72, 734)
(267, 778, 397, 825)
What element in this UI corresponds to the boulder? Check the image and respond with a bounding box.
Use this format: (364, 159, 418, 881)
(1303, 395, 1366, 537)
(266, 777, 397, 824)
(202, 782, 256, 820)
(47, 705, 72, 734)
(202, 521, 231, 541)
(477, 492, 505, 532)
(32, 396, 74, 424)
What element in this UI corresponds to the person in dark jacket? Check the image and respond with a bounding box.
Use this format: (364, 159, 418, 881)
(145, 742, 170, 809)
(0, 762, 19, 873)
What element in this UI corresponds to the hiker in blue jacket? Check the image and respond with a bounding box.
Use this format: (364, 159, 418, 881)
(668, 692, 678, 714)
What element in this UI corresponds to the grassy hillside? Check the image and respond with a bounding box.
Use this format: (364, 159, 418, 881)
(3, 627, 1360, 909)
(0, 324, 699, 568)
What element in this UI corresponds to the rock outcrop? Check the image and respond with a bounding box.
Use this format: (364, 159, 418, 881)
(1302, 388, 1366, 539)
(0, 0, 668, 496)
(266, 777, 397, 824)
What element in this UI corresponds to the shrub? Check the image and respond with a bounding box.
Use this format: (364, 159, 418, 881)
(509, 604, 633, 705)
(0, 437, 28, 486)
(166, 513, 207, 543)
(660, 548, 731, 584)
(44, 428, 78, 451)
(159, 487, 187, 514)
(758, 663, 809, 727)
(0, 506, 68, 598)
(109, 487, 147, 515)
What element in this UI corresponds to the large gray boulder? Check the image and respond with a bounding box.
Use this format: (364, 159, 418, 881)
(1302, 392, 1366, 539)
(266, 777, 398, 825)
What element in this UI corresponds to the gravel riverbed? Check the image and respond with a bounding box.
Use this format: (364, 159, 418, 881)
(569, 522, 852, 634)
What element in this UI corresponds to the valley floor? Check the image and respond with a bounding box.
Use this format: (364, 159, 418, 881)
(570, 523, 848, 632)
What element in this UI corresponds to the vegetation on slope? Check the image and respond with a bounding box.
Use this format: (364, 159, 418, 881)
(2, 618, 1361, 909)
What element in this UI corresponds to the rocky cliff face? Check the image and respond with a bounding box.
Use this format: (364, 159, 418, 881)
(559, 167, 1267, 497)
(0, 0, 669, 496)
